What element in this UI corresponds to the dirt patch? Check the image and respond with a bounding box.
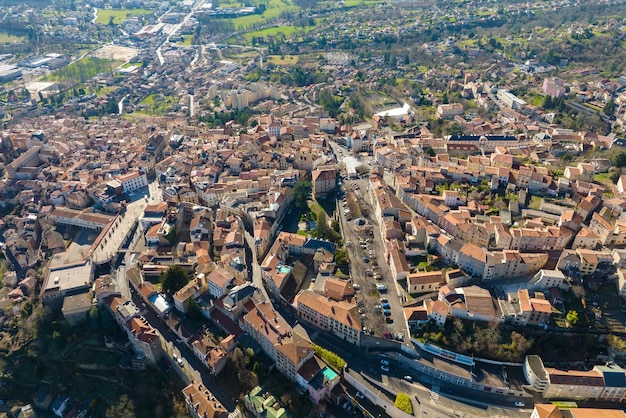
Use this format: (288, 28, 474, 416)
(90, 45, 138, 62)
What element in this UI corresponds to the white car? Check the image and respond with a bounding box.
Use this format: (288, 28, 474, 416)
(514, 401, 525, 408)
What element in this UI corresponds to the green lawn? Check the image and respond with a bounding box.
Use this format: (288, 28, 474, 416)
(136, 94, 179, 116)
(267, 55, 299, 66)
(227, 0, 299, 29)
(0, 32, 24, 43)
(95, 8, 152, 25)
(243, 25, 298, 41)
(42, 57, 123, 83)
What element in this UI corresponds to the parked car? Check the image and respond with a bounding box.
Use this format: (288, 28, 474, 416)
(380, 298, 388, 303)
(383, 309, 392, 316)
(381, 364, 390, 372)
(403, 375, 413, 382)
(381, 303, 390, 309)
(515, 401, 525, 407)
(386, 316, 394, 323)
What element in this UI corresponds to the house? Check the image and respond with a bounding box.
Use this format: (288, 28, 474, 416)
(182, 382, 228, 418)
(191, 334, 229, 376)
(323, 277, 354, 301)
(295, 290, 361, 345)
(407, 271, 444, 294)
(206, 268, 236, 298)
(528, 269, 568, 291)
(594, 364, 626, 402)
(436, 103, 464, 119)
(312, 168, 336, 198)
(244, 386, 290, 418)
(190, 215, 211, 243)
(404, 305, 429, 328)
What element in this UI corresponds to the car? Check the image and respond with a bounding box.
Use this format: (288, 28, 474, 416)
(177, 357, 184, 367)
(380, 359, 390, 366)
(356, 392, 364, 399)
(403, 375, 413, 382)
(353, 284, 360, 290)
(377, 284, 387, 291)
(383, 309, 392, 316)
(363, 256, 370, 263)
(386, 316, 394, 323)
(384, 332, 392, 339)
(381, 303, 390, 309)
(514, 401, 525, 407)
(381, 364, 390, 372)
(380, 298, 388, 303)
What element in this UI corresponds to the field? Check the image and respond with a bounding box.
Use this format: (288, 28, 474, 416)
(95, 8, 152, 25)
(135, 94, 179, 116)
(267, 55, 299, 66)
(91, 44, 139, 61)
(42, 57, 123, 82)
(0, 32, 24, 43)
(227, 0, 300, 29)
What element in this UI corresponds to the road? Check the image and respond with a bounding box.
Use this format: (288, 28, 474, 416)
(129, 287, 237, 411)
(156, 0, 204, 65)
(118, 94, 128, 115)
(243, 230, 270, 302)
(330, 141, 409, 339)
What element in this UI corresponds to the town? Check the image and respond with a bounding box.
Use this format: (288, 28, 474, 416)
(2, 0, 626, 417)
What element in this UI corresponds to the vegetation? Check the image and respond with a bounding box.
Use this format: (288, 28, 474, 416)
(318, 88, 344, 118)
(566, 310, 579, 326)
(43, 57, 122, 83)
(292, 179, 312, 211)
(160, 265, 190, 294)
(422, 319, 533, 362)
(95, 8, 153, 25)
(312, 210, 341, 243)
(394, 392, 413, 415)
(312, 343, 346, 371)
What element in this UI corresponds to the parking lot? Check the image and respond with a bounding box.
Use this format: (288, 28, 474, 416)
(338, 177, 409, 340)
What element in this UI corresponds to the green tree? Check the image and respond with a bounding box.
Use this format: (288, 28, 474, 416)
(394, 392, 413, 415)
(318, 88, 343, 117)
(604, 98, 615, 116)
(610, 170, 621, 184)
(442, 91, 449, 104)
(334, 247, 349, 267)
(312, 343, 346, 371)
(161, 265, 190, 294)
(185, 298, 203, 322)
(292, 179, 312, 210)
(445, 122, 463, 136)
(165, 226, 177, 246)
(105, 395, 135, 418)
(611, 151, 626, 168)
(566, 310, 579, 326)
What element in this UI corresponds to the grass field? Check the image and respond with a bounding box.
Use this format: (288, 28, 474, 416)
(0, 32, 24, 43)
(136, 94, 179, 115)
(244, 25, 297, 41)
(42, 57, 123, 82)
(95, 8, 152, 25)
(267, 55, 299, 66)
(227, 0, 299, 29)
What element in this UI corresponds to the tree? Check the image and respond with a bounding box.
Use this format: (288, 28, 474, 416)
(334, 247, 349, 267)
(604, 98, 615, 116)
(105, 395, 135, 418)
(566, 310, 579, 326)
(610, 169, 621, 184)
(165, 226, 177, 246)
(445, 122, 463, 136)
(185, 298, 203, 322)
(312, 343, 346, 371)
(394, 392, 413, 415)
(292, 179, 311, 210)
(611, 151, 626, 168)
(161, 266, 190, 294)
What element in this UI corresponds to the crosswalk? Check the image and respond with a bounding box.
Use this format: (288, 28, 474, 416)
(431, 384, 440, 401)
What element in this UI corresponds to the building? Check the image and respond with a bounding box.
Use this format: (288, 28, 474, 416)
(436, 103, 464, 119)
(182, 382, 228, 418)
(117, 169, 148, 194)
(407, 271, 444, 294)
(542, 77, 566, 98)
(497, 89, 527, 110)
(295, 290, 361, 345)
(312, 168, 336, 198)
